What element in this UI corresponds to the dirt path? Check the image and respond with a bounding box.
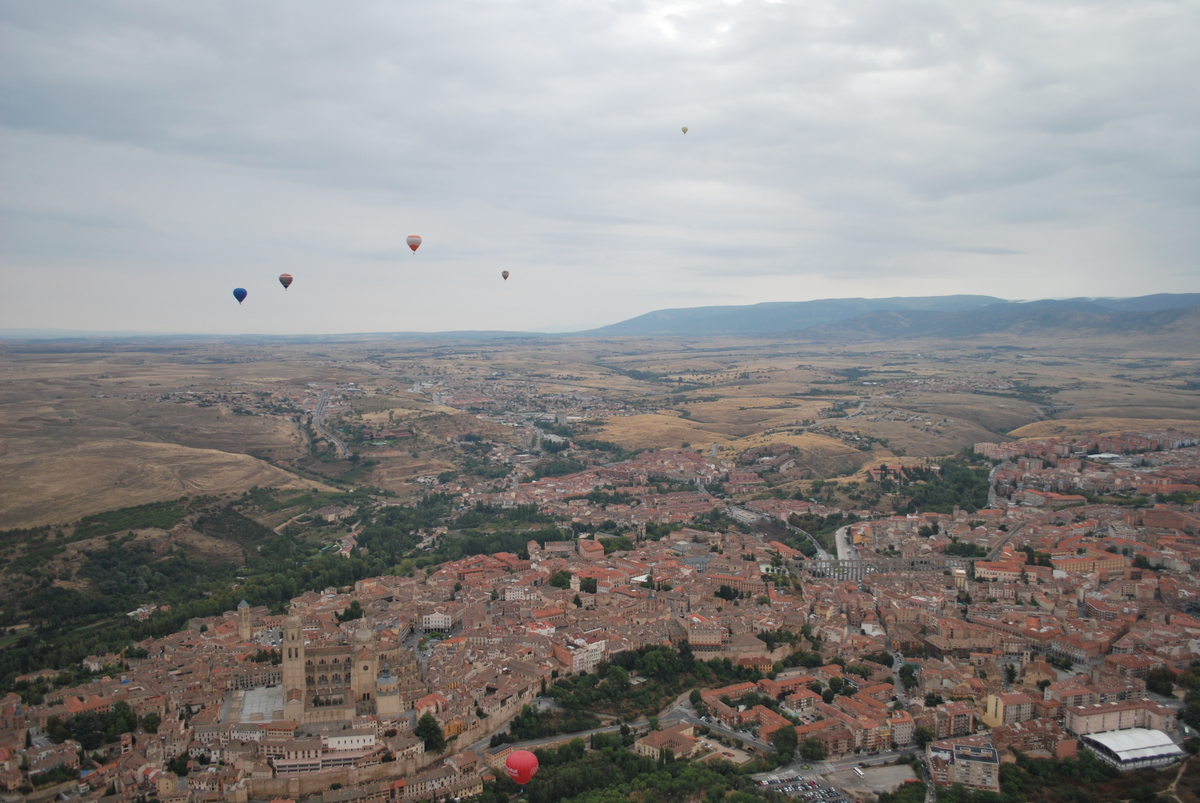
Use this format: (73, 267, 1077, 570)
(1123, 757, 1193, 803)
(1161, 756, 1191, 803)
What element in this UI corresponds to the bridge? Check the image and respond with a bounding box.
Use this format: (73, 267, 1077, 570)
(797, 555, 977, 580)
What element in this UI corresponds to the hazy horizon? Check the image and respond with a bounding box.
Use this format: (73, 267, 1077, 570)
(3, 1, 1199, 335)
(7, 290, 1200, 339)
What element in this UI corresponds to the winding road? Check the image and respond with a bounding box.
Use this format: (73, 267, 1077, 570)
(312, 390, 351, 459)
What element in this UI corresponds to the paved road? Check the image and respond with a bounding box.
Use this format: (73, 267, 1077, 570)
(804, 529, 832, 561)
(986, 462, 1000, 508)
(744, 508, 829, 560)
(464, 718, 631, 758)
(219, 688, 233, 724)
(892, 651, 912, 706)
(766, 746, 921, 781)
(465, 694, 777, 760)
(462, 705, 675, 758)
(834, 525, 853, 561)
(677, 711, 773, 752)
(985, 521, 1027, 562)
(312, 390, 351, 458)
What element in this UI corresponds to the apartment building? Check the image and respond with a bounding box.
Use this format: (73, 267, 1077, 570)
(926, 735, 1001, 793)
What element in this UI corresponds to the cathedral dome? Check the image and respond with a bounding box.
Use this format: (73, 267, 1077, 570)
(377, 662, 399, 691)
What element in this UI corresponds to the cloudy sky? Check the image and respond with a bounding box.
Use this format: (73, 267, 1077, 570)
(1, 1, 1197, 334)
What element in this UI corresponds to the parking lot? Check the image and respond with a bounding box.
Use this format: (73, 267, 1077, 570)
(753, 772, 850, 802)
(823, 765, 919, 799)
(754, 762, 920, 802)
(697, 737, 754, 766)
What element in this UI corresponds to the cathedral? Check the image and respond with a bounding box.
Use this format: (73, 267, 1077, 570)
(280, 611, 424, 724)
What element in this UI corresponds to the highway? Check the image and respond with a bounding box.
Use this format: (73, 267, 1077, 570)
(312, 390, 351, 459)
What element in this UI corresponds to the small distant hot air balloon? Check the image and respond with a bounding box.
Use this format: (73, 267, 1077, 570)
(233, 288, 248, 304)
(681, 126, 688, 134)
(505, 750, 538, 787)
(407, 235, 422, 254)
(502, 270, 510, 281)
(279, 274, 293, 290)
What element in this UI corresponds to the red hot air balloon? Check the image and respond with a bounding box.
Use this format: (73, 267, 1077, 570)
(279, 274, 293, 290)
(502, 270, 509, 281)
(406, 235, 422, 254)
(505, 750, 538, 786)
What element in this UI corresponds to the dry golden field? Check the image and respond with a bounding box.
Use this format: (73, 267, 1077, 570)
(1010, 418, 1200, 439)
(598, 413, 731, 450)
(0, 437, 330, 529)
(1, 326, 1198, 528)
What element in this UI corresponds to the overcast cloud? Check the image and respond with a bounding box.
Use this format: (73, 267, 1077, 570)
(1, 1, 1197, 334)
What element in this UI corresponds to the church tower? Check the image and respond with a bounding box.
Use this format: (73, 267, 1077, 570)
(349, 628, 377, 705)
(237, 599, 251, 642)
(282, 612, 306, 721)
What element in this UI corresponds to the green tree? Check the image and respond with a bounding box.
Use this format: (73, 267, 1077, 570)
(336, 600, 364, 622)
(1146, 667, 1176, 697)
(771, 725, 798, 762)
(605, 665, 630, 696)
(914, 726, 934, 747)
(799, 737, 826, 761)
(166, 753, 190, 777)
(715, 584, 739, 601)
(548, 570, 572, 589)
(415, 713, 446, 753)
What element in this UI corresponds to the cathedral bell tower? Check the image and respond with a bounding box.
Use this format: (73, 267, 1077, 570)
(237, 599, 252, 642)
(349, 627, 377, 704)
(282, 612, 306, 722)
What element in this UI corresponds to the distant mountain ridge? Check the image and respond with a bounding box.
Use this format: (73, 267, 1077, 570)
(586, 295, 1007, 336)
(588, 293, 1200, 338)
(792, 298, 1200, 342)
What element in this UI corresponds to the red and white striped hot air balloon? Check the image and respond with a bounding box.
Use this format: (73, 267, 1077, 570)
(406, 235, 422, 254)
(279, 274, 293, 290)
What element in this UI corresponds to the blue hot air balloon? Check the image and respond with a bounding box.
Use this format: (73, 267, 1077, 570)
(233, 288, 248, 304)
